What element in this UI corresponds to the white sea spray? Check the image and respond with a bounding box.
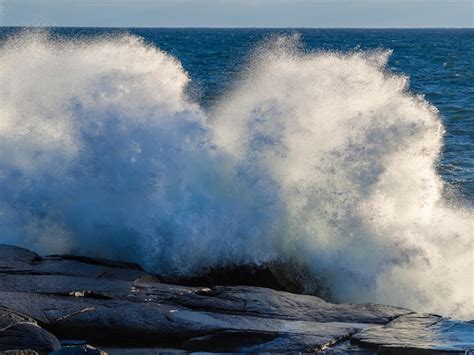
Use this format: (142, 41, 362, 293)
(0, 32, 472, 319)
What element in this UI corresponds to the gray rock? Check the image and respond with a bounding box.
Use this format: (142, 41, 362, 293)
(49, 344, 107, 354)
(353, 313, 474, 353)
(163, 259, 330, 298)
(0, 245, 472, 353)
(0, 306, 60, 354)
(0, 245, 39, 274)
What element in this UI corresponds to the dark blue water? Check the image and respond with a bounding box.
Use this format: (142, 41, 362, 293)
(1, 27, 472, 201)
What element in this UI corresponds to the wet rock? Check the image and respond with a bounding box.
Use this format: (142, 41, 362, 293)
(353, 313, 474, 353)
(0, 245, 472, 353)
(164, 259, 330, 298)
(0, 244, 39, 274)
(49, 344, 107, 354)
(0, 306, 60, 354)
(182, 330, 278, 352)
(163, 263, 286, 290)
(31, 255, 148, 282)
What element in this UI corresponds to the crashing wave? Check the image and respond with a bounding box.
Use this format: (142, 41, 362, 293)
(0, 32, 472, 319)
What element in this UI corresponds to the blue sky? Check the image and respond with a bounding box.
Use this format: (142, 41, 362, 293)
(0, 0, 472, 28)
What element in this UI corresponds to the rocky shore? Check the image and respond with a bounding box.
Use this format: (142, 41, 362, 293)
(0, 244, 472, 354)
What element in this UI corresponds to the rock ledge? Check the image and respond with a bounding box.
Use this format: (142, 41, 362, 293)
(0, 244, 472, 354)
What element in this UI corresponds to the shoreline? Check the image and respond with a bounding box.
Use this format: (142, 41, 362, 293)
(0, 244, 472, 354)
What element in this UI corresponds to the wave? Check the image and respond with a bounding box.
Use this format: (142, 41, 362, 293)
(0, 32, 472, 319)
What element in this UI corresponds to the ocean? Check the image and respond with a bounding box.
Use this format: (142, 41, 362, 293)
(0, 28, 472, 319)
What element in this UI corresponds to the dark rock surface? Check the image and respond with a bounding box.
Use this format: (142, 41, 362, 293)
(0, 306, 60, 354)
(163, 260, 330, 298)
(50, 344, 107, 354)
(0, 244, 472, 354)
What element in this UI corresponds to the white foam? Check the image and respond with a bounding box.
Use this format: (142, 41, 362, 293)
(0, 31, 279, 274)
(212, 37, 473, 319)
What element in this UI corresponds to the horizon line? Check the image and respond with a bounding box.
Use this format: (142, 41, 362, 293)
(1, 25, 473, 30)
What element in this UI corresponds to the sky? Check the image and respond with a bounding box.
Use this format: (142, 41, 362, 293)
(0, 0, 472, 28)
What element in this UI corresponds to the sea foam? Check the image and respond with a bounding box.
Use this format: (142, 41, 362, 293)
(0, 32, 472, 319)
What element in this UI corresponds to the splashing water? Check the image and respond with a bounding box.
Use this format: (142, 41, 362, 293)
(0, 32, 472, 319)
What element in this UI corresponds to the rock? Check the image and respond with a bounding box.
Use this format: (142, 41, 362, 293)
(99, 348, 181, 354)
(163, 263, 287, 290)
(49, 344, 107, 354)
(0, 245, 472, 353)
(0, 306, 60, 354)
(163, 259, 330, 298)
(31, 255, 148, 282)
(0, 244, 39, 274)
(353, 313, 474, 353)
